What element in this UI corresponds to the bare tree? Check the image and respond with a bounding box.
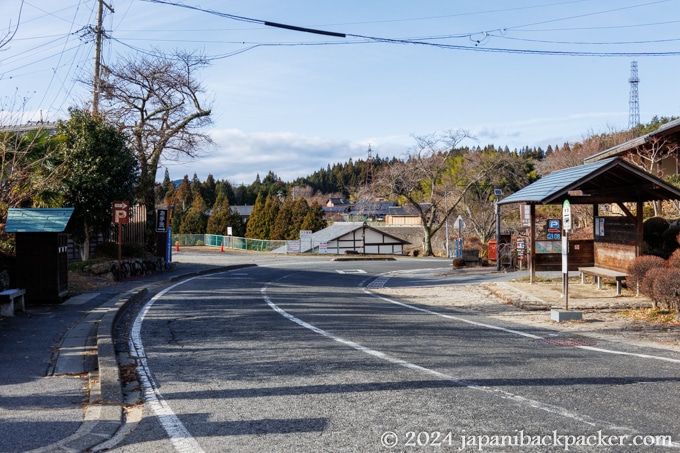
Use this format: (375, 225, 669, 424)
(627, 136, 680, 215)
(0, 1, 23, 51)
(373, 130, 506, 256)
(100, 49, 212, 252)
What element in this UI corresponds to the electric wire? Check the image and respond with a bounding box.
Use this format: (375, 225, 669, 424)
(138, 0, 680, 57)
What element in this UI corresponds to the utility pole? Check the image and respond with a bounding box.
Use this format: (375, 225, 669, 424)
(92, 0, 114, 116)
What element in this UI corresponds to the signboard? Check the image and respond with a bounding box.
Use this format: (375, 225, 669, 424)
(287, 240, 300, 253)
(300, 230, 313, 239)
(227, 226, 233, 236)
(453, 216, 466, 229)
(546, 219, 561, 240)
(166, 227, 172, 267)
(112, 200, 130, 224)
(516, 237, 526, 260)
(562, 199, 572, 232)
(156, 209, 168, 232)
(319, 242, 328, 254)
(520, 204, 531, 227)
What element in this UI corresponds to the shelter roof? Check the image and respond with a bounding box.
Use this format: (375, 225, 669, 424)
(584, 118, 680, 163)
(499, 157, 680, 206)
(5, 208, 74, 233)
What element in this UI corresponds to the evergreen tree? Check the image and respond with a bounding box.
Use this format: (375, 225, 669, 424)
(179, 192, 208, 234)
(58, 108, 138, 260)
(272, 196, 295, 240)
(245, 193, 266, 239)
(174, 175, 192, 214)
(207, 192, 244, 236)
(260, 196, 280, 239)
(301, 201, 327, 232)
(201, 174, 217, 208)
(215, 179, 237, 205)
(156, 168, 174, 205)
(291, 197, 310, 234)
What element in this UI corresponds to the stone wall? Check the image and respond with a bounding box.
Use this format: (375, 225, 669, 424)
(83, 256, 166, 281)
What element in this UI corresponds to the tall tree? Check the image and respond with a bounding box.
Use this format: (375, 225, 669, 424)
(100, 49, 212, 253)
(245, 193, 266, 239)
(173, 175, 192, 214)
(58, 108, 138, 260)
(272, 196, 295, 240)
(373, 130, 507, 256)
(301, 201, 327, 232)
(207, 192, 244, 237)
(178, 192, 208, 234)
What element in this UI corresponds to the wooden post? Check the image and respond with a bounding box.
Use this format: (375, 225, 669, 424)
(118, 222, 122, 281)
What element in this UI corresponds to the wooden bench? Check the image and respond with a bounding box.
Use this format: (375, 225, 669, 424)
(578, 267, 627, 295)
(0, 289, 26, 317)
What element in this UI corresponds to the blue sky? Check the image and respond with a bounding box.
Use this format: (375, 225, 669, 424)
(2, 1, 680, 185)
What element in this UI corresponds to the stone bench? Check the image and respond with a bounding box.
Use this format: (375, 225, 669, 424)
(0, 288, 26, 317)
(578, 267, 627, 295)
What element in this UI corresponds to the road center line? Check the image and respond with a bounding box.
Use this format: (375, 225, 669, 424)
(365, 287, 680, 364)
(261, 284, 637, 435)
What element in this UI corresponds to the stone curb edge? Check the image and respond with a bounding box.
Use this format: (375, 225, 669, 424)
(36, 263, 257, 453)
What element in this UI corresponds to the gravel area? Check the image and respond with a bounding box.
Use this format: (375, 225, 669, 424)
(369, 276, 680, 351)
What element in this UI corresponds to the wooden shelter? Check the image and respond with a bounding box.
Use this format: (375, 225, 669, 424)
(498, 157, 680, 283)
(5, 208, 74, 304)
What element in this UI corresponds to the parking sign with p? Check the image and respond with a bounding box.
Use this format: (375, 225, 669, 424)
(112, 200, 130, 224)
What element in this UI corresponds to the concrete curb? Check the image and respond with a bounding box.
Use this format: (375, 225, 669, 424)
(34, 263, 257, 453)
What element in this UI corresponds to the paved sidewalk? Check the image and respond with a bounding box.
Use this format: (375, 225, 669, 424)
(0, 262, 244, 453)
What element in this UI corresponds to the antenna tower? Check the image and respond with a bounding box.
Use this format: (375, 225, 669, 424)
(365, 144, 373, 185)
(628, 61, 640, 129)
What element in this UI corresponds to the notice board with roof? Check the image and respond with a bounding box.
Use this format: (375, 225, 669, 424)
(5, 208, 74, 304)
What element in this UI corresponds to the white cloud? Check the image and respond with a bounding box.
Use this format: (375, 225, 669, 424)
(160, 128, 411, 184)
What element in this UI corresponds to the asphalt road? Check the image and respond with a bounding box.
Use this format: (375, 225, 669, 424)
(108, 253, 679, 452)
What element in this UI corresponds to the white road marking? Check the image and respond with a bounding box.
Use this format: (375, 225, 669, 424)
(366, 289, 680, 364)
(261, 284, 636, 434)
(130, 278, 205, 453)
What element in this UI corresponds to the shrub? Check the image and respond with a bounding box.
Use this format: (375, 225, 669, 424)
(660, 227, 680, 257)
(121, 242, 145, 258)
(668, 248, 680, 269)
(94, 241, 118, 259)
(452, 258, 465, 268)
(640, 267, 667, 305)
(626, 255, 666, 294)
(651, 268, 680, 311)
(643, 216, 669, 252)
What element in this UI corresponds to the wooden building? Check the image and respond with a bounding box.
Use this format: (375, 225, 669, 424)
(498, 157, 680, 282)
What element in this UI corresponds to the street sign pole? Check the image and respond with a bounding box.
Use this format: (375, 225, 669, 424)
(562, 200, 572, 310)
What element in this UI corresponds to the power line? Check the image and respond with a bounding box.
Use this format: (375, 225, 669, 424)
(138, 0, 680, 57)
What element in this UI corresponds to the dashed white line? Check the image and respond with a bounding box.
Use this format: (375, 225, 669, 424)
(261, 283, 636, 435)
(365, 289, 680, 364)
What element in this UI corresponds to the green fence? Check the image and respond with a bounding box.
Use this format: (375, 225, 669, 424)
(172, 234, 286, 252)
